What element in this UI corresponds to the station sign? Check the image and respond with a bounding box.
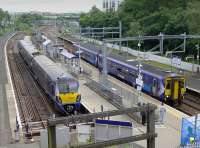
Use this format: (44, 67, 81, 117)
(94, 119, 133, 142)
(137, 86, 142, 91)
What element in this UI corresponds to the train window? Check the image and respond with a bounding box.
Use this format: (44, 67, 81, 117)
(68, 81, 78, 92)
(166, 81, 171, 89)
(58, 83, 69, 93)
(117, 68, 122, 71)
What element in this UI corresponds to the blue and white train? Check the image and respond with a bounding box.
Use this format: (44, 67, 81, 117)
(59, 36, 186, 104)
(18, 37, 81, 114)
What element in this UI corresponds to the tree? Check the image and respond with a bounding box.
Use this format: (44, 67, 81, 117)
(79, 0, 200, 58)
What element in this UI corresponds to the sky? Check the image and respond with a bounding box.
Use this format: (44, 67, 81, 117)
(0, 0, 103, 13)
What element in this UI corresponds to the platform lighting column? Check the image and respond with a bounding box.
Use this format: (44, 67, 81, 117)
(78, 27, 81, 73)
(136, 39, 142, 104)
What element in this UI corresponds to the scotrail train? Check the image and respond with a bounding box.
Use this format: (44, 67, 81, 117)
(18, 36, 81, 114)
(59, 36, 186, 105)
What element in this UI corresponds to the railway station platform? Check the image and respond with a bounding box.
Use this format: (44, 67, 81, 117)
(78, 59, 189, 148)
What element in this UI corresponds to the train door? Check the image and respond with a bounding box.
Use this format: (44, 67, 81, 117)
(152, 79, 157, 96)
(96, 54, 99, 67)
(172, 79, 179, 100)
(165, 79, 171, 99)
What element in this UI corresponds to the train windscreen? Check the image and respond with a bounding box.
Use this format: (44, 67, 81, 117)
(68, 81, 78, 92)
(57, 83, 69, 93)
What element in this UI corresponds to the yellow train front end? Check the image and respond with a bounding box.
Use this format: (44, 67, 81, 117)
(164, 75, 186, 104)
(56, 78, 81, 113)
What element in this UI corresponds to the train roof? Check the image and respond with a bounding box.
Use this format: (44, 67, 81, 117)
(72, 39, 183, 78)
(33, 55, 75, 81)
(19, 40, 39, 55)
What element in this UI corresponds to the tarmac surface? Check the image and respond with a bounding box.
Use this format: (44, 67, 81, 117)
(187, 75, 200, 91)
(0, 33, 12, 146)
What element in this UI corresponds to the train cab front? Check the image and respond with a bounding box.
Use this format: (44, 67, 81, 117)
(56, 78, 81, 114)
(164, 75, 186, 105)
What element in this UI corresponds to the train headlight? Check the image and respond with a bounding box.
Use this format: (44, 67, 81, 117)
(76, 95, 81, 102)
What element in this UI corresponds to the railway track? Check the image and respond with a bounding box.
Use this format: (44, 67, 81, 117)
(176, 89, 200, 116)
(7, 34, 57, 136)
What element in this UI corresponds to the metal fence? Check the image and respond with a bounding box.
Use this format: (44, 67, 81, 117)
(86, 76, 137, 109)
(86, 75, 163, 124)
(98, 75, 143, 107)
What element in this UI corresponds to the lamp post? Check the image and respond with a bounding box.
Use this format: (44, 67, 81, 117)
(136, 39, 143, 105)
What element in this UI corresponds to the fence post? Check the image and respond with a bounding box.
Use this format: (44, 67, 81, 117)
(147, 104, 156, 148)
(48, 125, 56, 148)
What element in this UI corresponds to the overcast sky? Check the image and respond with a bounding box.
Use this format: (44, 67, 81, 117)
(0, 0, 103, 13)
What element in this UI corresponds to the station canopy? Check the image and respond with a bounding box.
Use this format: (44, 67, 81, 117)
(60, 50, 76, 59)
